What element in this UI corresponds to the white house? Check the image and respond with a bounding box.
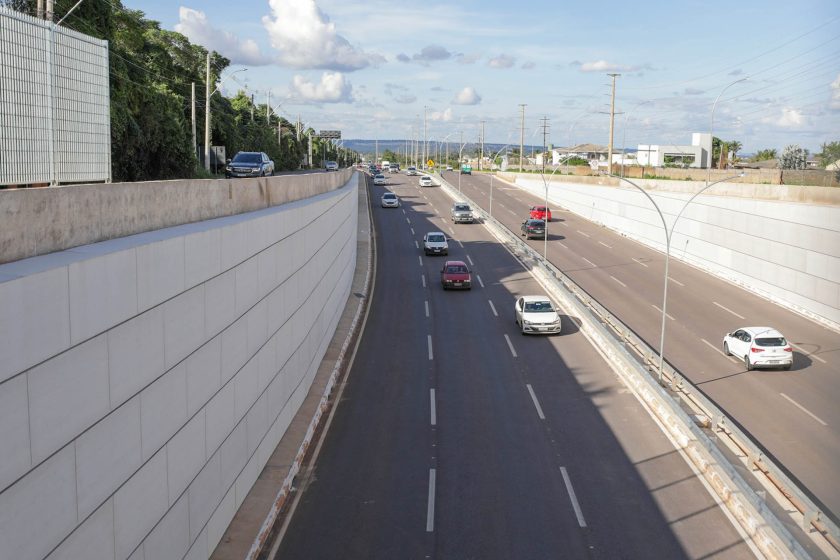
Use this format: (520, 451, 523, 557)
(637, 133, 712, 168)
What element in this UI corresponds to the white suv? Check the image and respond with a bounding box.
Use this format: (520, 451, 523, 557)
(723, 327, 793, 370)
(423, 232, 448, 255)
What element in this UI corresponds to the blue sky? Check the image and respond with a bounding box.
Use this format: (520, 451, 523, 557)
(126, 0, 840, 154)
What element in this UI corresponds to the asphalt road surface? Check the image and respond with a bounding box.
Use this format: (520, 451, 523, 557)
(443, 169, 840, 524)
(273, 171, 755, 560)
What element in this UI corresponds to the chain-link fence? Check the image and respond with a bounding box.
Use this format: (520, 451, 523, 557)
(0, 7, 110, 186)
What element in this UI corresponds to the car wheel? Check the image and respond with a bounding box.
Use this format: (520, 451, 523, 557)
(744, 355, 753, 371)
(783, 363, 792, 371)
(723, 341, 730, 356)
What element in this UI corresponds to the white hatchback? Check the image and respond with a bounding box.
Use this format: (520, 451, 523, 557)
(373, 174, 386, 185)
(419, 175, 434, 187)
(514, 296, 561, 335)
(381, 192, 399, 208)
(723, 327, 793, 370)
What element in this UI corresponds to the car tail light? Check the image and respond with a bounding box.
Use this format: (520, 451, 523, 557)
(784, 347, 792, 352)
(750, 347, 764, 353)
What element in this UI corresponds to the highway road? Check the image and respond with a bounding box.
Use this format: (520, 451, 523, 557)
(273, 171, 755, 559)
(443, 169, 840, 524)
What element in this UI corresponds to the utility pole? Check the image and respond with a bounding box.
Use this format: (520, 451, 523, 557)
(45, 0, 53, 21)
(519, 104, 526, 172)
(540, 116, 550, 174)
(479, 120, 485, 171)
(204, 52, 211, 171)
(607, 73, 620, 175)
(423, 106, 428, 168)
(296, 115, 301, 141)
(266, 91, 270, 124)
(250, 94, 254, 122)
(37, 0, 44, 19)
(191, 82, 196, 160)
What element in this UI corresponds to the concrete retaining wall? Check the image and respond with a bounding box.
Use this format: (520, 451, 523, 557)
(0, 173, 360, 560)
(508, 175, 840, 329)
(0, 169, 353, 265)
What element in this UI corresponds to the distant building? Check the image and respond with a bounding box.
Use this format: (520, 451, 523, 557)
(546, 144, 611, 166)
(637, 133, 712, 168)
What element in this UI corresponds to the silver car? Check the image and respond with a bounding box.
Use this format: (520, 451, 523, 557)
(451, 202, 474, 223)
(381, 192, 400, 208)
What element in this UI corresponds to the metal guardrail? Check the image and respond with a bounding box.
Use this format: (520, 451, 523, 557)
(436, 173, 839, 557)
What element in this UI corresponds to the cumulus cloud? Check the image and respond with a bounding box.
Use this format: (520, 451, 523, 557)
(289, 72, 352, 103)
(831, 74, 840, 110)
(175, 7, 270, 65)
(488, 54, 516, 69)
(429, 108, 453, 122)
(521, 61, 535, 70)
(452, 86, 481, 105)
(413, 44, 451, 63)
(762, 107, 804, 127)
(262, 0, 384, 71)
(396, 53, 411, 63)
(578, 60, 631, 72)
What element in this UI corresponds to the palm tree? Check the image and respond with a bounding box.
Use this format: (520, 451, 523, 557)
(728, 140, 742, 163)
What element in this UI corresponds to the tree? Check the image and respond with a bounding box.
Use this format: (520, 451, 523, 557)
(816, 141, 840, 168)
(728, 140, 742, 162)
(752, 149, 777, 162)
(780, 145, 807, 170)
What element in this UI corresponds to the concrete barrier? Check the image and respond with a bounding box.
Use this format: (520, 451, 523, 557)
(0, 169, 353, 264)
(0, 172, 360, 560)
(499, 173, 840, 329)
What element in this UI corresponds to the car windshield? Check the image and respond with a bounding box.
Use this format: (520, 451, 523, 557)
(233, 153, 261, 164)
(455, 205, 470, 211)
(446, 265, 468, 274)
(383, 194, 396, 199)
(428, 234, 445, 242)
(756, 336, 786, 347)
(375, 174, 384, 178)
(529, 220, 545, 226)
(524, 301, 553, 312)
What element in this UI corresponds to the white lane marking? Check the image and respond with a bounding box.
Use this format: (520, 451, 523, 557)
(504, 334, 518, 358)
(430, 389, 437, 426)
(402, 208, 406, 214)
(701, 338, 737, 362)
(557, 242, 569, 249)
(526, 384, 546, 420)
(411, 227, 415, 235)
(577, 230, 591, 238)
(651, 304, 675, 321)
(423, 195, 428, 200)
(466, 254, 474, 266)
(418, 255, 423, 267)
(425, 300, 430, 318)
(449, 227, 455, 236)
(426, 469, 436, 532)
(508, 208, 517, 215)
(633, 258, 649, 268)
(421, 274, 426, 288)
(780, 393, 828, 426)
(427, 335, 433, 360)
(477, 275, 485, 288)
(789, 343, 827, 364)
(415, 240, 419, 249)
(557, 221, 568, 227)
(488, 300, 498, 316)
(560, 467, 587, 527)
(406, 217, 411, 224)
(457, 240, 464, 248)
(582, 257, 596, 268)
(610, 275, 627, 288)
(598, 241, 612, 248)
(713, 301, 745, 320)
(669, 277, 684, 287)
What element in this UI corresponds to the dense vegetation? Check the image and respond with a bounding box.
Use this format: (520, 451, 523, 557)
(2, 0, 354, 181)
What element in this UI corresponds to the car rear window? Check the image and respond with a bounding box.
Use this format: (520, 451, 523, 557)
(524, 301, 553, 312)
(756, 337, 786, 347)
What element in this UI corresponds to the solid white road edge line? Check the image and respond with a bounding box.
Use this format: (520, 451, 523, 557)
(526, 384, 546, 420)
(713, 301, 745, 320)
(504, 334, 518, 357)
(428, 335, 433, 360)
(488, 300, 498, 316)
(430, 389, 437, 426)
(780, 393, 828, 426)
(560, 466, 587, 528)
(426, 468, 436, 532)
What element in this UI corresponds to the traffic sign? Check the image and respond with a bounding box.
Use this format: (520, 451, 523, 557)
(427, 159, 435, 167)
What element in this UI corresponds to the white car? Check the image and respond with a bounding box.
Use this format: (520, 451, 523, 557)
(723, 327, 793, 370)
(419, 175, 434, 187)
(514, 296, 562, 335)
(373, 174, 386, 185)
(423, 231, 448, 255)
(381, 192, 399, 208)
(406, 166, 417, 176)
(324, 161, 338, 171)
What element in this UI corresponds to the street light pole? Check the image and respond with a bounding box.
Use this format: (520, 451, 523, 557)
(540, 164, 564, 259)
(708, 77, 748, 183)
(609, 173, 744, 384)
(204, 55, 247, 172)
(488, 144, 511, 218)
(620, 100, 653, 178)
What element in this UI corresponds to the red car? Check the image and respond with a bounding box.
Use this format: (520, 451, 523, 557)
(529, 205, 552, 221)
(440, 260, 472, 290)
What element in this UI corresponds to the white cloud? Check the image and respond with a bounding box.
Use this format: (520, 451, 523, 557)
(262, 0, 384, 71)
(488, 54, 516, 69)
(831, 74, 840, 110)
(429, 108, 453, 122)
(761, 107, 804, 128)
(578, 60, 642, 73)
(452, 87, 481, 105)
(289, 72, 353, 103)
(412, 45, 451, 63)
(175, 7, 270, 66)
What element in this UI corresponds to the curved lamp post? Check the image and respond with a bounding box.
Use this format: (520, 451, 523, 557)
(608, 173, 744, 384)
(539, 163, 565, 259)
(708, 77, 748, 183)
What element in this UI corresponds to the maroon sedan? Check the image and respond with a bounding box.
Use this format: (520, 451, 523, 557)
(440, 260, 472, 290)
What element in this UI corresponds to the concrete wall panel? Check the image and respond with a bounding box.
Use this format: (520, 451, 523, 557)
(0, 174, 359, 560)
(29, 334, 109, 464)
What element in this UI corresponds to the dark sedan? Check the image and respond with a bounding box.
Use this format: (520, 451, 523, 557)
(521, 219, 546, 239)
(225, 151, 275, 178)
